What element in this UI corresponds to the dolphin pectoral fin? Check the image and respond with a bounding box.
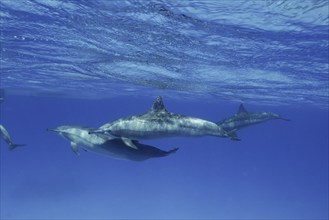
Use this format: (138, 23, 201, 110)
(122, 137, 138, 149)
(70, 142, 80, 156)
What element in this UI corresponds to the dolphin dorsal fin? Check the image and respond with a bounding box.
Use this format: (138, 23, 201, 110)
(238, 104, 247, 114)
(149, 96, 167, 113)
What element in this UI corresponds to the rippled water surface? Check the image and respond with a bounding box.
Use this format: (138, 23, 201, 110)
(1, 0, 328, 108)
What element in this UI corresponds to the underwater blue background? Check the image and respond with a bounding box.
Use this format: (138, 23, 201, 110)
(0, 0, 328, 219)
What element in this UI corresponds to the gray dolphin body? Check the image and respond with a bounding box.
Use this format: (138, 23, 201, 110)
(217, 104, 289, 139)
(0, 124, 25, 150)
(90, 96, 236, 149)
(48, 125, 178, 161)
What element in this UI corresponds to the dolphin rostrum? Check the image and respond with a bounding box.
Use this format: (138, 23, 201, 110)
(48, 125, 178, 161)
(217, 104, 290, 139)
(0, 124, 25, 150)
(89, 96, 238, 149)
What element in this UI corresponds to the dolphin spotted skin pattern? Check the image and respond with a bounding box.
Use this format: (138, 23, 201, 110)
(217, 104, 290, 139)
(0, 124, 25, 150)
(90, 96, 235, 148)
(48, 125, 178, 161)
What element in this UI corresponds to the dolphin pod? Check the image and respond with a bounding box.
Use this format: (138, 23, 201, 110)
(1, 95, 289, 161)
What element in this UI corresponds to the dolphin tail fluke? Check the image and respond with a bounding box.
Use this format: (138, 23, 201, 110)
(227, 130, 241, 141)
(8, 143, 26, 151)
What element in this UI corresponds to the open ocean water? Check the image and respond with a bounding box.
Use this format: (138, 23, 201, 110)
(0, 0, 328, 219)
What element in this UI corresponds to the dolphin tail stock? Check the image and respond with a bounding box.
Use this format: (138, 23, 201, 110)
(8, 143, 26, 151)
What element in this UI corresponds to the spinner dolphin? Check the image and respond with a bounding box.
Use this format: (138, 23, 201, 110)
(0, 124, 25, 150)
(90, 96, 238, 149)
(217, 104, 289, 139)
(48, 125, 178, 161)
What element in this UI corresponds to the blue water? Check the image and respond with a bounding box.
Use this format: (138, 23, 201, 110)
(0, 0, 328, 219)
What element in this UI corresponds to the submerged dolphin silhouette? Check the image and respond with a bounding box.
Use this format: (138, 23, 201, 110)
(217, 104, 289, 139)
(48, 125, 178, 161)
(0, 124, 25, 150)
(89, 96, 238, 149)
(0, 89, 4, 103)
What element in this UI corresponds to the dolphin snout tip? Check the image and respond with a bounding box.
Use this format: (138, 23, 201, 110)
(47, 128, 58, 132)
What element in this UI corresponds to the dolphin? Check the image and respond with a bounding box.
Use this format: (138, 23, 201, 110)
(217, 104, 290, 139)
(48, 125, 178, 161)
(0, 88, 4, 103)
(0, 124, 25, 150)
(89, 96, 238, 149)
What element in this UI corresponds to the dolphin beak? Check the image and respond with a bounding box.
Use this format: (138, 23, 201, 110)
(47, 128, 60, 133)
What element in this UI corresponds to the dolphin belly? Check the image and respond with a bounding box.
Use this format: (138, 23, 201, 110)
(81, 139, 177, 161)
